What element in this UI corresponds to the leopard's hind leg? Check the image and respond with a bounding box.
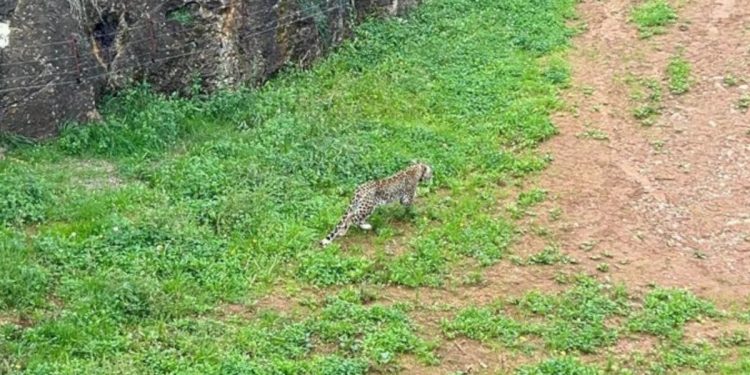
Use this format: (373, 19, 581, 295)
(320, 199, 375, 246)
(355, 205, 375, 230)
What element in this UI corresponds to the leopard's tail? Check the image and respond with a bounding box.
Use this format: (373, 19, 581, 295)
(320, 204, 357, 246)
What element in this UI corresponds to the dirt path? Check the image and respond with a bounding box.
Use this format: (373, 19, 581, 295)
(399, 2, 750, 372)
(541, 0, 750, 304)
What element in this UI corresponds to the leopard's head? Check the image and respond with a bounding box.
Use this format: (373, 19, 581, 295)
(418, 163, 433, 183)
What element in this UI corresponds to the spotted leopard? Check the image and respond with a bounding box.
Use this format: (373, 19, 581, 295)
(320, 162, 433, 246)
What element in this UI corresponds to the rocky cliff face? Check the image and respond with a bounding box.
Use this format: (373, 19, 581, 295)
(0, 0, 418, 138)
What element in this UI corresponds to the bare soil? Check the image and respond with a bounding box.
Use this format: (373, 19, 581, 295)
(218, 2, 749, 372)
(402, 0, 750, 372)
(541, 0, 750, 304)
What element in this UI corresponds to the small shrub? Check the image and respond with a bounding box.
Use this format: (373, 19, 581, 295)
(442, 306, 529, 346)
(516, 356, 600, 375)
(631, 0, 678, 38)
(298, 249, 372, 286)
(666, 56, 691, 94)
(0, 166, 51, 226)
(628, 288, 716, 339)
(738, 94, 750, 112)
(0, 235, 50, 310)
(527, 245, 572, 266)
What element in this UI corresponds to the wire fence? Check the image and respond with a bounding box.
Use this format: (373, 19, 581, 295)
(0, 1, 351, 95)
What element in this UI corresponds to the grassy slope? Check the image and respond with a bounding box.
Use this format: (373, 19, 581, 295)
(1, 0, 748, 373)
(1, 0, 576, 371)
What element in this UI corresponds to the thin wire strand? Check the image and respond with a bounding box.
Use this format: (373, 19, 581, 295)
(0, 0, 285, 53)
(0, 0, 338, 69)
(0, 3, 348, 95)
(2, 3, 346, 83)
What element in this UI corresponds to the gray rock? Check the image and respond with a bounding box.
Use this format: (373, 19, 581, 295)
(0, 0, 419, 139)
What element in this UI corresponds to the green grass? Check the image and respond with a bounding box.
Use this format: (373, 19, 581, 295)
(650, 342, 720, 374)
(525, 245, 572, 265)
(628, 288, 717, 340)
(508, 188, 548, 219)
(516, 357, 600, 375)
(0, 0, 581, 372)
(445, 278, 629, 354)
(442, 305, 534, 347)
(627, 76, 663, 126)
(442, 281, 750, 374)
(722, 74, 739, 87)
(577, 128, 609, 141)
(166, 6, 195, 25)
(666, 55, 691, 95)
(738, 94, 750, 112)
(630, 0, 678, 38)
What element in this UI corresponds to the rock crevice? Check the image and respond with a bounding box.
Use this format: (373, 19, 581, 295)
(0, 0, 418, 138)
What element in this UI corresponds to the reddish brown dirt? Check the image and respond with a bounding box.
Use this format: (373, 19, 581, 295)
(541, 0, 750, 305)
(401, 0, 750, 372)
(216, 2, 750, 372)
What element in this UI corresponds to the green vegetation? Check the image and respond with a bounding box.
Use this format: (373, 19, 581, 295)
(516, 357, 600, 375)
(2, 0, 746, 373)
(442, 305, 533, 347)
(627, 76, 663, 126)
(738, 94, 750, 112)
(445, 278, 629, 354)
(526, 245, 572, 265)
(508, 188, 548, 219)
(666, 55, 691, 94)
(722, 74, 739, 87)
(578, 127, 609, 141)
(651, 342, 720, 374)
(0, 0, 581, 372)
(166, 6, 195, 25)
(630, 0, 678, 38)
(443, 281, 750, 373)
(628, 288, 717, 339)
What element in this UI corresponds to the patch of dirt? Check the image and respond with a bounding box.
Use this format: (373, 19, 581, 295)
(0, 313, 33, 328)
(68, 159, 123, 190)
(540, 0, 750, 305)
(400, 339, 543, 375)
(610, 333, 660, 356)
(238, 1, 750, 372)
(216, 285, 313, 320)
(377, 260, 566, 311)
(683, 319, 750, 342)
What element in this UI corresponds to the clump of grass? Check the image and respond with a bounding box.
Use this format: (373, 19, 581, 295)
(170, 291, 433, 373)
(0, 165, 52, 226)
(719, 330, 750, 347)
(516, 277, 629, 353)
(577, 128, 609, 141)
(666, 55, 691, 94)
(631, 0, 678, 38)
(738, 94, 750, 112)
(0, 0, 582, 371)
(166, 6, 195, 25)
(442, 305, 533, 346)
(0, 232, 50, 311)
(628, 288, 717, 339)
(315, 291, 437, 366)
(628, 76, 663, 126)
(508, 188, 548, 219)
(526, 245, 572, 265)
(722, 74, 739, 87)
(516, 356, 600, 375)
(650, 342, 720, 374)
(447, 278, 629, 354)
(297, 248, 373, 286)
